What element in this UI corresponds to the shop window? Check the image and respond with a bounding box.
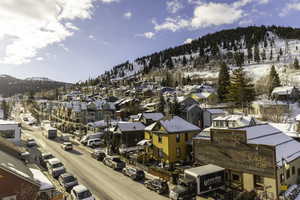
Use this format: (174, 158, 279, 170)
(176, 134, 180, 143)
(287, 169, 290, 179)
(280, 174, 284, 183)
(292, 166, 295, 175)
(0, 130, 15, 139)
(254, 175, 264, 190)
(232, 173, 240, 182)
(158, 135, 162, 143)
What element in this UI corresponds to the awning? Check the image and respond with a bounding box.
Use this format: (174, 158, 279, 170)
(30, 168, 54, 191)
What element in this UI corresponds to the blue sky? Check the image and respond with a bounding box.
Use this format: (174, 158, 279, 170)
(0, 0, 300, 83)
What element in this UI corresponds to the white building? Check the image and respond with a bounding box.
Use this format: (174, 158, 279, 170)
(0, 109, 4, 119)
(0, 120, 21, 144)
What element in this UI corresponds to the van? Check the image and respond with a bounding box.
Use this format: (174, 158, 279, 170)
(87, 138, 103, 148)
(80, 132, 103, 145)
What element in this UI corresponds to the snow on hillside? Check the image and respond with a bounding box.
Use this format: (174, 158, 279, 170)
(112, 61, 143, 81)
(25, 77, 54, 82)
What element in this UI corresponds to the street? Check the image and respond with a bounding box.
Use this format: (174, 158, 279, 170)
(22, 125, 169, 200)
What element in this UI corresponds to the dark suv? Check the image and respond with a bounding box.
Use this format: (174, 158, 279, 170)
(58, 173, 78, 191)
(122, 167, 145, 181)
(145, 179, 169, 194)
(103, 156, 125, 170)
(91, 149, 106, 161)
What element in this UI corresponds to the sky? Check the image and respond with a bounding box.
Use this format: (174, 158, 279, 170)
(0, 0, 300, 83)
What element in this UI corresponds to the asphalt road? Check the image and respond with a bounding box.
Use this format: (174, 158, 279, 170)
(22, 125, 169, 200)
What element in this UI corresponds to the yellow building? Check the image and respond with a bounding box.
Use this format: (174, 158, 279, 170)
(191, 92, 218, 105)
(145, 116, 201, 164)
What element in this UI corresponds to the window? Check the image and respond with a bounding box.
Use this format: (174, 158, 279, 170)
(176, 134, 180, 143)
(185, 133, 188, 142)
(254, 175, 264, 190)
(176, 147, 181, 157)
(2, 196, 17, 200)
(292, 166, 295, 175)
(158, 135, 162, 143)
(298, 168, 300, 176)
(287, 169, 290, 179)
(0, 130, 15, 139)
(280, 174, 284, 183)
(232, 173, 241, 183)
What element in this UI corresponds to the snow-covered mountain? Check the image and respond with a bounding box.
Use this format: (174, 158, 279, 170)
(25, 77, 55, 82)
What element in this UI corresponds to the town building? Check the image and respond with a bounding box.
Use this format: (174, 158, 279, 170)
(0, 120, 21, 144)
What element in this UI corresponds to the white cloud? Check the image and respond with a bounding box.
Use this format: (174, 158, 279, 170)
(136, 32, 155, 39)
(166, 0, 184, 14)
(99, 0, 119, 3)
(184, 38, 193, 44)
(153, 17, 189, 32)
(239, 18, 254, 26)
(59, 43, 70, 52)
(65, 22, 79, 31)
(124, 12, 132, 19)
(191, 2, 243, 28)
(88, 35, 96, 40)
(0, 0, 118, 65)
(36, 57, 44, 61)
(280, 2, 300, 17)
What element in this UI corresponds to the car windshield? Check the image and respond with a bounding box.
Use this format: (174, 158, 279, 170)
(66, 143, 72, 146)
(52, 163, 63, 168)
(44, 154, 54, 160)
(64, 176, 76, 182)
(112, 158, 121, 162)
(78, 190, 92, 199)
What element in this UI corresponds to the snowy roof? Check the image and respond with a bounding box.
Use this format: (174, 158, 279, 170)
(272, 86, 295, 95)
(142, 112, 164, 121)
(213, 115, 256, 127)
(185, 164, 224, 177)
(159, 116, 201, 133)
(0, 120, 19, 125)
(238, 124, 300, 166)
(193, 92, 213, 99)
(117, 122, 145, 132)
(30, 168, 54, 191)
(205, 109, 226, 115)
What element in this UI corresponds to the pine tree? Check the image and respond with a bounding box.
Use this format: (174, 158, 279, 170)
(166, 58, 174, 69)
(158, 93, 165, 114)
(182, 56, 187, 65)
(170, 96, 181, 116)
(268, 65, 281, 97)
(226, 67, 255, 107)
(254, 44, 260, 63)
(294, 58, 299, 69)
(279, 48, 283, 56)
(217, 62, 230, 102)
(1, 100, 8, 120)
(247, 46, 253, 63)
(261, 49, 266, 61)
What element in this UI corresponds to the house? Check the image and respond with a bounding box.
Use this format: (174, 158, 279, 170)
(193, 124, 300, 199)
(145, 116, 201, 164)
(112, 122, 146, 151)
(180, 104, 202, 127)
(191, 92, 218, 105)
(0, 150, 40, 200)
(202, 108, 226, 129)
(251, 100, 289, 121)
(271, 86, 299, 102)
(0, 120, 22, 144)
(0, 108, 4, 119)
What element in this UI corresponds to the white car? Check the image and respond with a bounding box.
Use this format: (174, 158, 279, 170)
(26, 138, 37, 147)
(87, 138, 103, 148)
(47, 158, 66, 178)
(71, 185, 95, 200)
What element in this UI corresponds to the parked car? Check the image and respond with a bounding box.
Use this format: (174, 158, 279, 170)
(103, 156, 125, 170)
(61, 142, 73, 151)
(145, 179, 169, 194)
(58, 173, 78, 191)
(47, 158, 66, 178)
(80, 133, 103, 145)
(87, 138, 103, 148)
(91, 149, 106, 161)
(71, 185, 95, 200)
(122, 167, 145, 181)
(26, 138, 37, 147)
(39, 152, 54, 168)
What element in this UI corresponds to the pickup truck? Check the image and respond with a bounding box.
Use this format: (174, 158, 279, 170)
(103, 156, 125, 171)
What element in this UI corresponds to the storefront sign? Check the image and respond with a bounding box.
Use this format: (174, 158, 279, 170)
(199, 170, 225, 194)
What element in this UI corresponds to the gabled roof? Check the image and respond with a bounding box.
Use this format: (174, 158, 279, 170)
(141, 112, 164, 121)
(117, 122, 145, 132)
(0, 150, 38, 186)
(205, 108, 226, 115)
(159, 116, 201, 133)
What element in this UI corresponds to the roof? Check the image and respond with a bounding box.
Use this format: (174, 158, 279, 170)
(237, 124, 300, 166)
(159, 116, 201, 133)
(205, 109, 226, 115)
(272, 86, 295, 95)
(142, 112, 164, 121)
(30, 168, 54, 191)
(184, 164, 224, 177)
(213, 115, 257, 127)
(48, 158, 61, 165)
(0, 150, 37, 186)
(0, 119, 19, 125)
(117, 122, 146, 132)
(73, 184, 88, 193)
